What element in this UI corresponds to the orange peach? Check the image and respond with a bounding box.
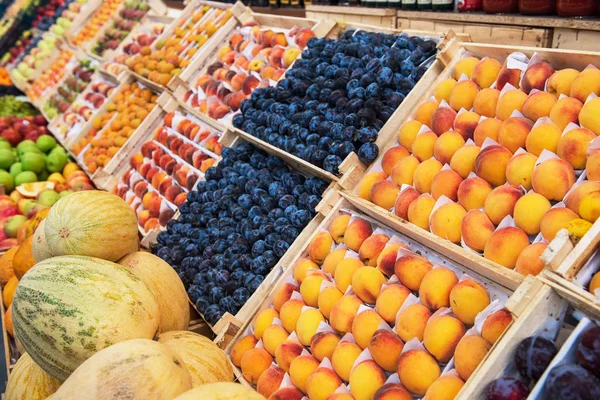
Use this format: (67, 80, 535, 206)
(289, 355, 320, 394)
(419, 267, 459, 310)
(296, 308, 325, 346)
(381, 146, 410, 175)
(473, 88, 500, 118)
(434, 131, 465, 165)
(450, 280, 490, 325)
(301, 273, 329, 307)
(309, 231, 334, 265)
(318, 285, 343, 320)
(431, 107, 457, 136)
(453, 111, 480, 141)
(557, 127, 596, 170)
(449, 81, 479, 112)
(498, 117, 534, 153)
(570, 67, 600, 103)
(496, 67, 522, 91)
(359, 234, 390, 267)
(452, 57, 480, 80)
(434, 78, 457, 102)
(522, 91, 557, 122)
(450, 144, 481, 179)
(310, 331, 341, 362)
(461, 209, 495, 252)
(394, 187, 420, 220)
(391, 155, 420, 186)
(484, 227, 530, 269)
(514, 192, 552, 235)
(397, 350, 441, 395)
(496, 89, 527, 121)
(457, 176, 493, 211)
(408, 194, 436, 231)
(472, 57, 502, 89)
(306, 367, 343, 400)
(481, 308, 512, 344)
(257, 365, 285, 398)
(374, 383, 413, 400)
(431, 169, 463, 201)
(352, 308, 384, 349)
(280, 299, 305, 333)
(474, 117, 502, 147)
(294, 258, 319, 284)
(358, 172, 388, 201)
(506, 151, 537, 190)
(396, 303, 431, 342)
(515, 242, 548, 276)
(241, 348, 273, 385)
(322, 247, 347, 276)
(413, 159, 443, 194)
(376, 283, 410, 325)
(349, 360, 386, 400)
(377, 242, 408, 277)
(369, 329, 404, 372)
(423, 314, 466, 362)
(412, 131, 438, 162)
(475, 144, 513, 187)
(484, 184, 524, 225)
(454, 334, 491, 381)
(371, 181, 400, 211)
(522, 61, 554, 94)
(430, 202, 468, 243)
(579, 97, 600, 136)
(532, 158, 575, 201)
(331, 340, 362, 381)
(415, 100, 440, 127)
(329, 214, 351, 244)
(424, 375, 465, 400)
(329, 294, 363, 334)
(540, 207, 579, 241)
(275, 340, 304, 372)
(565, 181, 600, 214)
(269, 387, 304, 400)
(352, 266, 386, 304)
(263, 324, 290, 356)
(344, 218, 373, 252)
(398, 120, 423, 151)
(335, 258, 363, 293)
(230, 334, 258, 367)
(547, 68, 580, 97)
(254, 308, 279, 340)
(273, 282, 297, 312)
(526, 120, 562, 156)
(395, 253, 433, 291)
(549, 96, 583, 130)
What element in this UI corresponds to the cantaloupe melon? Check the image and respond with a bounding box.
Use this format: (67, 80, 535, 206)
(44, 191, 139, 262)
(3, 276, 18, 307)
(47, 339, 192, 399)
(174, 383, 266, 400)
(12, 256, 160, 381)
(32, 220, 53, 262)
(6, 353, 61, 400)
(158, 331, 233, 387)
(118, 252, 189, 332)
(0, 246, 17, 286)
(13, 236, 35, 279)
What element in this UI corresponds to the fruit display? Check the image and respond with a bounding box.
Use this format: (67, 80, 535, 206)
(32, 0, 85, 33)
(25, 48, 77, 101)
(42, 58, 96, 119)
(0, 67, 12, 86)
(72, 80, 160, 174)
(0, 97, 40, 117)
(89, 0, 149, 58)
(151, 141, 329, 325)
(357, 51, 600, 276)
(229, 205, 514, 399)
(125, 5, 234, 87)
(70, 0, 123, 46)
(9, 35, 62, 84)
(1, 30, 33, 66)
(113, 109, 224, 233)
(182, 21, 315, 122)
(0, 115, 49, 145)
(102, 19, 167, 77)
(231, 29, 438, 174)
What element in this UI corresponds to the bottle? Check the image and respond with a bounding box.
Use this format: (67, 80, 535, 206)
(519, 0, 555, 13)
(402, 0, 417, 9)
(483, 0, 518, 13)
(418, 0, 432, 10)
(457, 0, 482, 11)
(557, 0, 596, 16)
(432, 0, 453, 10)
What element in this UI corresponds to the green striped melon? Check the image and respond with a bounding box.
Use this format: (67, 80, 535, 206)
(174, 383, 266, 400)
(6, 353, 62, 400)
(44, 191, 139, 262)
(157, 331, 233, 387)
(12, 255, 160, 381)
(47, 339, 192, 400)
(32, 220, 53, 263)
(118, 252, 190, 332)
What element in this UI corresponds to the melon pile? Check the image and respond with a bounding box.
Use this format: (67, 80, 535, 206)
(2, 190, 243, 400)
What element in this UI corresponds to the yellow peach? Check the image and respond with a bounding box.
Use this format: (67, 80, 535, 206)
(415, 100, 440, 127)
(273, 282, 297, 312)
(526, 121, 562, 156)
(434, 131, 465, 165)
(506, 152, 537, 190)
(306, 367, 343, 400)
(514, 192, 552, 235)
(570, 67, 600, 103)
(344, 218, 373, 252)
(369, 329, 404, 372)
(349, 360, 386, 400)
(540, 207, 579, 241)
(473, 117, 502, 147)
(289, 355, 320, 393)
(263, 324, 290, 356)
(472, 57, 502, 89)
(453, 111, 480, 141)
(376, 283, 410, 325)
(257, 365, 285, 398)
(310, 332, 341, 362)
(496, 89, 527, 121)
(413, 159, 443, 194)
(329, 214, 351, 244)
(475, 144, 513, 187)
(329, 295, 362, 334)
(430, 202, 468, 243)
(461, 209, 495, 252)
(424, 375, 465, 400)
(484, 227, 530, 269)
(275, 340, 304, 372)
(371, 180, 401, 211)
(452, 57, 480, 80)
(331, 341, 362, 381)
(423, 314, 466, 362)
(434, 78, 457, 102)
(547, 68, 580, 97)
(454, 334, 491, 380)
(579, 97, 600, 136)
(318, 285, 343, 320)
(254, 308, 279, 340)
(296, 308, 325, 346)
(497, 117, 534, 154)
(565, 181, 600, 214)
(515, 242, 548, 276)
(391, 155, 420, 186)
(419, 267, 459, 310)
(457, 177, 493, 211)
(352, 266, 386, 304)
(450, 144, 481, 179)
(580, 191, 600, 222)
(241, 348, 273, 385)
(431, 107, 457, 136)
(481, 309, 512, 344)
(522, 91, 557, 122)
(549, 96, 583, 130)
(412, 131, 438, 162)
(484, 185, 524, 225)
(397, 350, 441, 395)
(408, 194, 436, 230)
(280, 299, 305, 333)
(335, 258, 363, 293)
(450, 280, 490, 325)
(358, 172, 388, 201)
(230, 334, 258, 367)
(359, 234, 390, 267)
(557, 127, 596, 170)
(431, 169, 463, 201)
(381, 146, 410, 175)
(294, 258, 319, 285)
(395, 253, 433, 291)
(309, 231, 334, 265)
(377, 242, 409, 277)
(532, 158, 575, 201)
(449, 81, 479, 112)
(586, 150, 600, 181)
(398, 120, 423, 151)
(301, 273, 329, 307)
(396, 303, 431, 342)
(352, 308, 384, 349)
(473, 88, 500, 118)
(521, 61, 554, 94)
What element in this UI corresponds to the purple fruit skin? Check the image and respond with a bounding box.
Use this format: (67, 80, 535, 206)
(515, 336, 558, 381)
(486, 377, 530, 400)
(546, 364, 600, 400)
(577, 326, 600, 377)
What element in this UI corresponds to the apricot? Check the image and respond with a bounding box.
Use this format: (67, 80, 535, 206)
(391, 156, 420, 186)
(540, 207, 579, 241)
(449, 81, 479, 112)
(514, 192, 552, 235)
(396, 303, 431, 342)
(526, 121, 562, 156)
(587, 150, 600, 180)
(557, 127, 596, 170)
(506, 152, 537, 190)
(257, 365, 285, 398)
(376, 283, 410, 325)
(374, 383, 413, 400)
(241, 348, 273, 385)
(457, 177, 493, 211)
(263, 324, 290, 356)
(334, 258, 363, 293)
(413, 159, 443, 194)
(423, 314, 466, 362)
(547, 68, 580, 97)
(522, 61, 554, 94)
(359, 234, 390, 267)
(412, 130, 438, 162)
(515, 242, 548, 276)
(565, 181, 600, 214)
(377, 243, 408, 277)
(498, 117, 534, 153)
(352, 308, 384, 349)
(329, 214, 351, 244)
(450, 144, 481, 178)
(532, 158, 575, 201)
(269, 387, 304, 400)
(481, 309, 512, 344)
(280, 299, 305, 333)
(424, 375, 465, 400)
(394, 253, 432, 291)
(522, 91, 557, 122)
(452, 57, 479, 80)
(230, 334, 258, 367)
(431, 169, 463, 202)
(275, 340, 304, 372)
(358, 172, 388, 201)
(484, 227, 530, 269)
(318, 285, 343, 320)
(331, 340, 362, 381)
(432, 202, 468, 243)
(549, 96, 583, 130)
(306, 367, 343, 400)
(454, 334, 491, 380)
(434, 131, 465, 165)
(579, 97, 600, 136)
(475, 144, 513, 187)
(570, 67, 600, 103)
(394, 187, 420, 221)
(349, 360, 386, 400)
(474, 117, 502, 146)
(382, 146, 410, 175)
(352, 267, 386, 304)
(371, 181, 401, 211)
(309, 232, 334, 265)
(434, 78, 457, 102)
(329, 295, 362, 334)
(452, 280, 491, 325)
(431, 107, 457, 136)
(415, 100, 440, 127)
(484, 185, 524, 225)
(398, 120, 423, 151)
(289, 355, 320, 393)
(397, 350, 441, 395)
(301, 273, 329, 307)
(294, 258, 319, 284)
(461, 209, 495, 252)
(472, 57, 502, 89)
(255, 308, 279, 339)
(369, 329, 404, 372)
(496, 67, 522, 91)
(273, 282, 297, 312)
(580, 191, 600, 222)
(408, 194, 436, 230)
(344, 219, 373, 252)
(296, 308, 325, 346)
(322, 248, 347, 276)
(496, 89, 527, 121)
(419, 267, 459, 310)
(310, 331, 340, 362)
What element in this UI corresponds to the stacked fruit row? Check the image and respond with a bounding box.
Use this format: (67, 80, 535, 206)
(152, 141, 329, 325)
(125, 5, 234, 87)
(9, 35, 62, 83)
(113, 110, 224, 233)
(183, 22, 315, 121)
(102, 19, 167, 77)
(25, 48, 77, 101)
(358, 53, 600, 275)
(42, 58, 96, 119)
(230, 209, 513, 400)
(1, 29, 33, 66)
(72, 80, 159, 174)
(232, 30, 437, 175)
(69, 0, 123, 46)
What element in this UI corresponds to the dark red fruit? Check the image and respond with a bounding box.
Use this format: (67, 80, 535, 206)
(486, 377, 529, 400)
(515, 336, 557, 381)
(577, 326, 600, 377)
(546, 364, 600, 400)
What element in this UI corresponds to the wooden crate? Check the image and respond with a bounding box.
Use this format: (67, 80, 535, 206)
(457, 273, 600, 399)
(63, 0, 103, 41)
(223, 196, 527, 387)
(306, 5, 398, 29)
